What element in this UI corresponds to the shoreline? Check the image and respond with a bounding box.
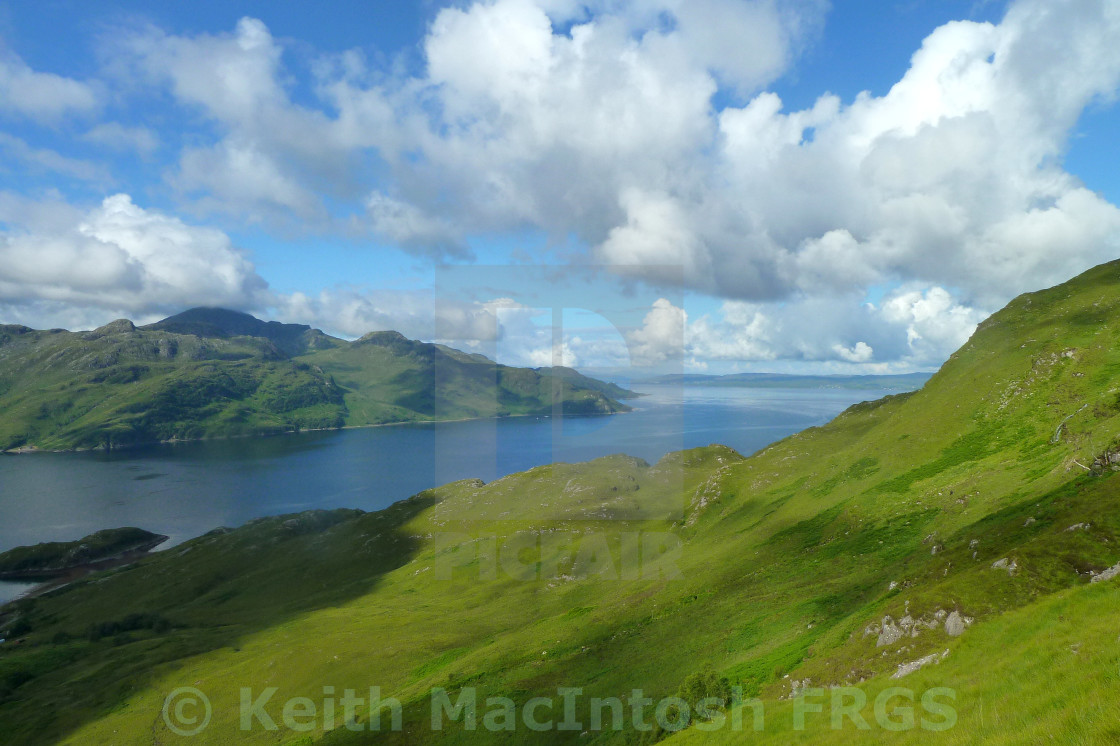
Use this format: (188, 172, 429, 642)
(0, 406, 638, 455)
(0, 535, 169, 607)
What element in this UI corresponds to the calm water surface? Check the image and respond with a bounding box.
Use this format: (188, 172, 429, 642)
(0, 385, 910, 602)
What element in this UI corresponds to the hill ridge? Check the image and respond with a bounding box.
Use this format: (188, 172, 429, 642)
(0, 309, 635, 451)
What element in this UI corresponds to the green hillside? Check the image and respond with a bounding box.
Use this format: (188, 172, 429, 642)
(2, 260, 1120, 744)
(0, 309, 633, 451)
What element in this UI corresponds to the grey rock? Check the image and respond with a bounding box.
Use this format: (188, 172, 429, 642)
(1091, 562, 1120, 584)
(945, 611, 969, 637)
(991, 557, 1018, 574)
(892, 650, 949, 679)
(877, 616, 904, 647)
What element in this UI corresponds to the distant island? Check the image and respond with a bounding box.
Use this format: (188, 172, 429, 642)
(0, 308, 637, 452)
(644, 371, 933, 390)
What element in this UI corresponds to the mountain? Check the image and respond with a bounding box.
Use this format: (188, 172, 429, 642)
(647, 371, 933, 390)
(143, 307, 342, 357)
(2, 261, 1120, 744)
(0, 309, 634, 451)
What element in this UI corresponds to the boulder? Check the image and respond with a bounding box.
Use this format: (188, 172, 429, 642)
(945, 611, 969, 637)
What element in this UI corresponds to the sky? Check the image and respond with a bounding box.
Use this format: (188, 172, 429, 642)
(1, 0, 1118, 375)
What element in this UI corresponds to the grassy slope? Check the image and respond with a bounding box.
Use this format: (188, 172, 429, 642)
(0, 316, 630, 451)
(1, 262, 1119, 743)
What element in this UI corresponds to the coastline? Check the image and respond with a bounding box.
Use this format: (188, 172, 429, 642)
(0, 405, 638, 455)
(0, 534, 169, 608)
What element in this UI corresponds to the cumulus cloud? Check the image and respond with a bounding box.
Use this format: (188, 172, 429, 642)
(880, 286, 987, 364)
(454, 301, 584, 369)
(108, 1, 811, 241)
(273, 287, 435, 340)
(0, 193, 268, 315)
(833, 341, 873, 363)
(626, 298, 687, 366)
(618, 291, 983, 372)
(175, 139, 324, 220)
(111, 0, 1120, 317)
(274, 288, 520, 343)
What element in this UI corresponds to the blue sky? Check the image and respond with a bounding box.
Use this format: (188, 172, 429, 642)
(1, 0, 1118, 374)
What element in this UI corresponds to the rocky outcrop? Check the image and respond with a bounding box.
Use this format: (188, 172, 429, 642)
(876, 616, 905, 647)
(869, 609, 951, 646)
(992, 557, 1019, 574)
(1090, 562, 1120, 583)
(945, 611, 971, 637)
(787, 678, 812, 699)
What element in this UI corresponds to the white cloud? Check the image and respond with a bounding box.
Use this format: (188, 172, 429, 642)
(0, 48, 99, 121)
(833, 341, 873, 363)
(617, 290, 982, 371)
(0, 133, 109, 183)
(688, 301, 775, 362)
(0, 193, 268, 315)
(879, 285, 986, 364)
(114, 18, 341, 223)
(366, 193, 467, 258)
(274, 287, 436, 340)
(626, 298, 687, 366)
(525, 341, 580, 368)
(380, 0, 1116, 310)
(415, 0, 1119, 306)
(112, 2, 805, 243)
(397, 0, 1118, 309)
(80, 123, 160, 156)
(175, 139, 323, 220)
